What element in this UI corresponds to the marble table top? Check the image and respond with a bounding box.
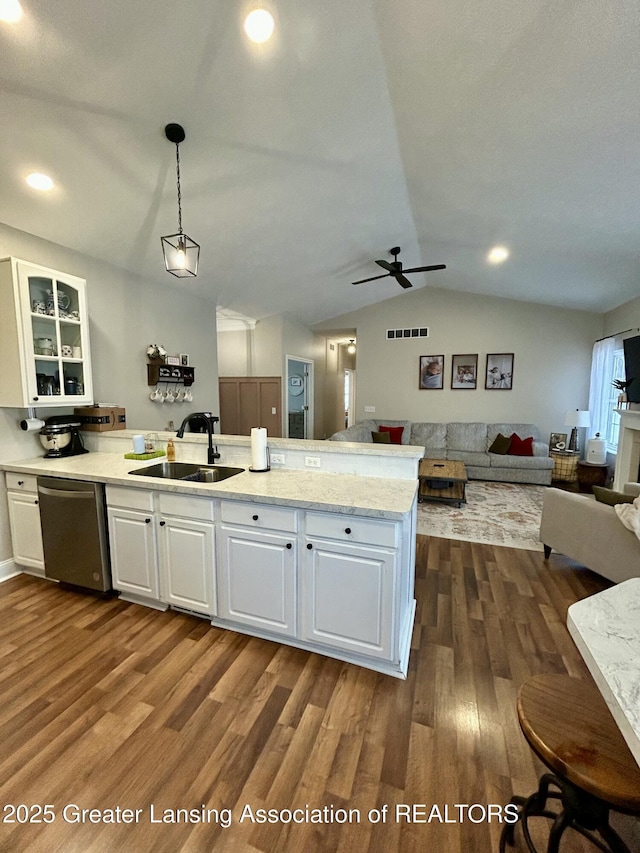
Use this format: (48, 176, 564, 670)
(567, 578, 640, 767)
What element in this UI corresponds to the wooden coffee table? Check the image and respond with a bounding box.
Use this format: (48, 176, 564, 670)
(418, 458, 467, 507)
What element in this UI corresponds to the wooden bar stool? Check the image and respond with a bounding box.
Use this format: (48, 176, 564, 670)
(500, 674, 640, 853)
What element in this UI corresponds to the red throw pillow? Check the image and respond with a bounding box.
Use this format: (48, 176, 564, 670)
(509, 433, 534, 456)
(379, 425, 404, 445)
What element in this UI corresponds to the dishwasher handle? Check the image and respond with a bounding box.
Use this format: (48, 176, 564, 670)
(38, 485, 96, 499)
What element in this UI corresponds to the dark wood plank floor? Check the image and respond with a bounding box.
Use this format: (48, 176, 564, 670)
(0, 537, 635, 852)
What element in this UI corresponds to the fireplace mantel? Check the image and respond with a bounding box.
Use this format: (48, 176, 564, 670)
(613, 410, 640, 490)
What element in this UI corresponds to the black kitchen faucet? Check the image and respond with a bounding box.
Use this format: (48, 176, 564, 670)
(176, 412, 220, 464)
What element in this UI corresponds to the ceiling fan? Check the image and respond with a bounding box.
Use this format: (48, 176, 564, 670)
(352, 246, 446, 289)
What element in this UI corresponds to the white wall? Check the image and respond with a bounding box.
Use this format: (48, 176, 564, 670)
(316, 284, 604, 444)
(604, 294, 640, 337)
(0, 222, 219, 561)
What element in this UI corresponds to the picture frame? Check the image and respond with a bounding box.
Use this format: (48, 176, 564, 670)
(549, 432, 568, 452)
(166, 356, 180, 366)
(180, 353, 190, 366)
(485, 353, 514, 390)
(419, 355, 444, 390)
(451, 354, 478, 389)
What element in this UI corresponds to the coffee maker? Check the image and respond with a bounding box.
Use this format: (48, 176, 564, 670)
(39, 416, 88, 458)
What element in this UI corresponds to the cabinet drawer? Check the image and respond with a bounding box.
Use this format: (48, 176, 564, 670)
(220, 500, 298, 533)
(305, 512, 398, 548)
(158, 492, 214, 521)
(105, 485, 154, 511)
(6, 472, 38, 493)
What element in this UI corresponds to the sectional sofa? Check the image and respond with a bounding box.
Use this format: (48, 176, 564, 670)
(329, 419, 554, 485)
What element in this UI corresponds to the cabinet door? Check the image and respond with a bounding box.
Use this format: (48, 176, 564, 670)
(217, 526, 296, 636)
(159, 516, 215, 616)
(107, 506, 159, 599)
(16, 260, 93, 406)
(7, 492, 45, 573)
(301, 540, 396, 661)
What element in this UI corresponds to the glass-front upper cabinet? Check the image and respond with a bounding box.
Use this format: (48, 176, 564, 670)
(0, 257, 94, 407)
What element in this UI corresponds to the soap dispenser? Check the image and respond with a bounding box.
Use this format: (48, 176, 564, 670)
(166, 438, 176, 462)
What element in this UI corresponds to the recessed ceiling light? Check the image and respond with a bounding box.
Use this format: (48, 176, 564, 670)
(487, 246, 509, 264)
(244, 9, 275, 43)
(0, 0, 23, 23)
(26, 172, 54, 191)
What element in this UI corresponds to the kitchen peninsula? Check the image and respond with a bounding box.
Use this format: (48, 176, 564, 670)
(1, 434, 421, 679)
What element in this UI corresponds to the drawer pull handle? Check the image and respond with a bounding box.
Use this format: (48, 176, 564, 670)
(344, 527, 352, 534)
(307, 543, 313, 550)
(34, 499, 38, 505)
(252, 514, 259, 521)
(159, 520, 166, 526)
(286, 543, 292, 549)
(18, 480, 24, 486)
(145, 518, 151, 524)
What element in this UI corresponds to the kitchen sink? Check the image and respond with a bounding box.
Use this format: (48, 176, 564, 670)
(129, 462, 244, 482)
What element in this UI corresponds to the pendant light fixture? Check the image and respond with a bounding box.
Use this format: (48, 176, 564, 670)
(161, 123, 200, 277)
(347, 339, 356, 354)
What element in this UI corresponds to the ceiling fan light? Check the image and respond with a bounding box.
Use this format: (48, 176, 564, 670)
(161, 233, 200, 277)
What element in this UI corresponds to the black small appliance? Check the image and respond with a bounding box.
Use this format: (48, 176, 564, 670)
(39, 416, 88, 458)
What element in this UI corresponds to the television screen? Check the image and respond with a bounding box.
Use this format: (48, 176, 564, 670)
(623, 335, 640, 403)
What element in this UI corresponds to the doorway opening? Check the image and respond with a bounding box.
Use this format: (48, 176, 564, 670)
(285, 355, 313, 439)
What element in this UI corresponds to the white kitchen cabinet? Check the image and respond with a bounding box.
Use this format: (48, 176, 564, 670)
(0, 257, 93, 407)
(157, 492, 215, 616)
(5, 473, 44, 576)
(216, 500, 297, 637)
(106, 487, 215, 615)
(107, 505, 160, 604)
(301, 512, 398, 661)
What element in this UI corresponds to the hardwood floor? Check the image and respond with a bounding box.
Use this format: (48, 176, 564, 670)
(0, 537, 632, 852)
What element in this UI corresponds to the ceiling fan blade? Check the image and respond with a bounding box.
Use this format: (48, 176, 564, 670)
(401, 264, 447, 273)
(375, 259, 396, 272)
(394, 274, 413, 289)
(352, 272, 390, 285)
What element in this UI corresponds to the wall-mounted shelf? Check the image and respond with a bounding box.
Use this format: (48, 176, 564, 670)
(147, 364, 195, 386)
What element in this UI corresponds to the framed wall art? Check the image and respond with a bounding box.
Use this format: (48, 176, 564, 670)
(549, 432, 568, 451)
(419, 355, 444, 389)
(485, 353, 514, 390)
(451, 354, 478, 389)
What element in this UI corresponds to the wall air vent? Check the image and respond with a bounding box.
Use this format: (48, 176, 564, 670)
(386, 327, 429, 340)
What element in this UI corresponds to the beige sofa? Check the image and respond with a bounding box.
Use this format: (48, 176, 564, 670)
(540, 485, 640, 584)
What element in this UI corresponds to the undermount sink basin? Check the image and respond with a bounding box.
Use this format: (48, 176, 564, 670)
(129, 462, 244, 482)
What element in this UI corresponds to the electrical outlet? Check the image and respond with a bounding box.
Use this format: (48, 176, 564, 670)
(271, 453, 285, 464)
(305, 456, 321, 468)
(364, 405, 376, 412)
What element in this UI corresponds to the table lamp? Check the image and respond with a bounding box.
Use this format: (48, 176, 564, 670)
(564, 409, 591, 453)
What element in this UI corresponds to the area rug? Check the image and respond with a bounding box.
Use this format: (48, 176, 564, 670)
(416, 481, 546, 551)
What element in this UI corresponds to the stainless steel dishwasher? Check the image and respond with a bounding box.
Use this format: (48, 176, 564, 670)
(37, 476, 111, 591)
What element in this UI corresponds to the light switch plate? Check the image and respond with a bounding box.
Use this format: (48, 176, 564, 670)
(364, 405, 376, 412)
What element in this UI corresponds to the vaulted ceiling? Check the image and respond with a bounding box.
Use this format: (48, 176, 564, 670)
(1, 1, 639, 326)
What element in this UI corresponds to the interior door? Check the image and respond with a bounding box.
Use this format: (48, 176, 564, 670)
(218, 377, 282, 437)
(286, 356, 313, 439)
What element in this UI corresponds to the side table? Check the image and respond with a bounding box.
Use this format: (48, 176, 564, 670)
(577, 460, 609, 493)
(549, 450, 579, 483)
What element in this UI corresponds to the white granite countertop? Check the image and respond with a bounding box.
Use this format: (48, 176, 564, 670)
(567, 578, 640, 767)
(1, 453, 418, 520)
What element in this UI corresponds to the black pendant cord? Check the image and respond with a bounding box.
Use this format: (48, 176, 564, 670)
(175, 143, 183, 236)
